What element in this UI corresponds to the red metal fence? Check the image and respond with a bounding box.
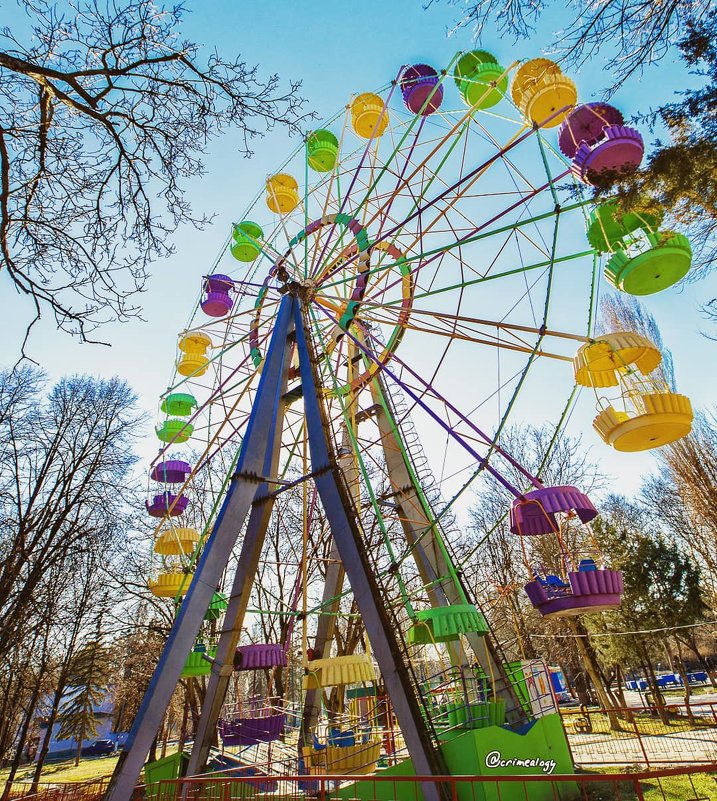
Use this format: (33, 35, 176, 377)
(133, 766, 717, 801)
(5, 766, 717, 801)
(5, 780, 108, 801)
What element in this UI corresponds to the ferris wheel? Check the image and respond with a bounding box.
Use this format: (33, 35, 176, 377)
(107, 51, 694, 801)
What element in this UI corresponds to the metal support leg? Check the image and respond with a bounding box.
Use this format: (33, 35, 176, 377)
(104, 296, 297, 801)
(370, 374, 524, 721)
(295, 303, 446, 801)
(299, 422, 360, 749)
(186, 344, 293, 776)
(299, 540, 344, 750)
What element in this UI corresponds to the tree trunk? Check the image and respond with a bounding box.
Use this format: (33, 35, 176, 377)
(274, 665, 285, 702)
(0, 679, 44, 801)
(507, 595, 537, 659)
(31, 685, 66, 793)
(613, 664, 634, 724)
(185, 679, 200, 734)
(682, 633, 717, 688)
(566, 619, 622, 731)
(571, 666, 592, 706)
(30, 663, 74, 795)
(639, 643, 669, 725)
(0, 667, 33, 763)
(674, 640, 695, 724)
(148, 733, 158, 765)
(177, 690, 189, 756)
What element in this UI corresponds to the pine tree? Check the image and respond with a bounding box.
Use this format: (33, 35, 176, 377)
(589, 502, 707, 721)
(602, 11, 717, 278)
(57, 641, 111, 766)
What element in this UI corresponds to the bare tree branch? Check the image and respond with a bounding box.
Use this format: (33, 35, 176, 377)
(0, 0, 310, 349)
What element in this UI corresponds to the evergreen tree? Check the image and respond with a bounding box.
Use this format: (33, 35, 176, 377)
(589, 501, 707, 720)
(602, 12, 717, 279)
(57, 640, 111, 766)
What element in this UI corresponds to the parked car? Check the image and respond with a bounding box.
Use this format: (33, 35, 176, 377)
(81, 739, 116, 756)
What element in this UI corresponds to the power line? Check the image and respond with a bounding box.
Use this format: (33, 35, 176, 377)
(531, 620, 717, 638)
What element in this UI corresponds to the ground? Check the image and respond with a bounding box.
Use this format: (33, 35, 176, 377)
(585, 768, 717, 801)
(640, 772, 716, 800)
(0, 755, 119, 788)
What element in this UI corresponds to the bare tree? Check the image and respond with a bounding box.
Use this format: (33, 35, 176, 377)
(434, 0, 711, 86)
(644, 413, 717, 594)
(0, 0, 309, 349)
(29, 550, 111, 791)
(0, 369, 142, 792)
(599, 295, 675, 387)
(598, 294, 717, 601)
(0, 368, 143, 657)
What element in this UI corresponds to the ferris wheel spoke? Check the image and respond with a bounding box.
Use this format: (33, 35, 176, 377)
(307, 79, 403, 276)
(305, 310, 418, 599)
(313, 178, 576, 322)
(359, 305, 584, 356)
(316, 117, 546, 289)
(313, 300, 535, 494)
(358, 91, 507, 238)
(339, 73, 464, 235)
(304, 109, 355, 277)
(317, 197, 590, 298)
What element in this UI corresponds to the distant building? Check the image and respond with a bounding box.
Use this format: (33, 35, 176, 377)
(33, 689, 126, 760)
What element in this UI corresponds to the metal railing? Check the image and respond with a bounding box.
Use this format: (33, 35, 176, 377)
(6, 779, 109, 801)
(131, 764, 717, 801)
(560, 702, 717, 767)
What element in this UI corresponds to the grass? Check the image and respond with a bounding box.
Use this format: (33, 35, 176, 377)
(0, 755, 119, 790)
(2, 752, 713, 801)
(1, 745, 183, 791)
(562, 709, 717, 738)
(661, 687, 717, 698)
(640, 772, 717, 800)
(581, 768, 717, 801)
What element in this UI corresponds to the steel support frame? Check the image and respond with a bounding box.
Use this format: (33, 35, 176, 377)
(185, 373, 294, 775)
(105, 296, 296, 801)
(369, 373, 525, 722)
(105, 292, 446, 801)
(297, 418, 370, 748)
(294, 302, 446, 800)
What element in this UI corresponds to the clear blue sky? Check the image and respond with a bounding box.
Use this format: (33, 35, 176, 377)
(2, 0, 716, 508)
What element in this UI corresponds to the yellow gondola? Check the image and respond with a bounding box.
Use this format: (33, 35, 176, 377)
(148, 570, 191, 598)
(154, 527, 200, 556)
(266, 173, 299, 214)
(511, 58, 576, 127)
(177, 331, 212, 377)
(573, 332, 662, 388)
(593, 392, 693, 452)
(302, 652, 376, 690)
(351, 93, 389, 139)
(302, 741, 381, 776)
(574, 331, 693, 451)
